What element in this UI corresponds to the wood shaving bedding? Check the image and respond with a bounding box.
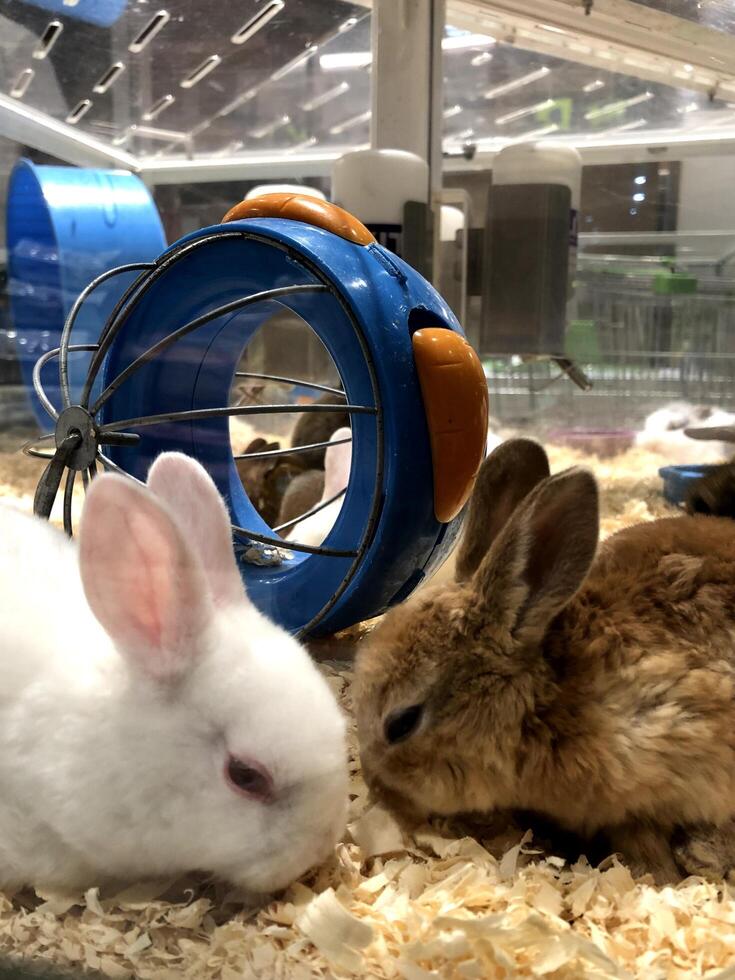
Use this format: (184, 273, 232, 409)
(4, 442, 735, 980)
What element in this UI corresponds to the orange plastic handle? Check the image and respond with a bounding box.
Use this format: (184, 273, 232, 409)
(412, 328, 489, 523)
(222, 193, 375, 246)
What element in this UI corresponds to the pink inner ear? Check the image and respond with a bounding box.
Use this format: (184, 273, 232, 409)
(322, 428, 352, 501)
(147, 452, 246, 609)
(79, 474, 213, 681)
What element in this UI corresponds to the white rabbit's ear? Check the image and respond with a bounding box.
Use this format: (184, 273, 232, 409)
(79, 474, 212, 681)
(146, 452, 245, 608)
(322, 428, 352, 501)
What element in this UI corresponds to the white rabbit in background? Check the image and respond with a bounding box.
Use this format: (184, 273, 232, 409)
(0, 452, 347, 893)
(635, 402, 735, 464)
(286, 427, 352, 547)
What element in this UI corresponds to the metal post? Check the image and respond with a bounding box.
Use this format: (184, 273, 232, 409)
(370, 0, 445, 281)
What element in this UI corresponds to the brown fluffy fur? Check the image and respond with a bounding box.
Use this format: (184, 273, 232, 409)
(355, 439, 735, 882)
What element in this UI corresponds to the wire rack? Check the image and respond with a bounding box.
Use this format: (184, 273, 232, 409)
(484, 258, 735, 428)
(22, 229, 384, 634)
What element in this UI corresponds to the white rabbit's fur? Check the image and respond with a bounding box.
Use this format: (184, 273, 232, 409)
(0, 453, 347, 893)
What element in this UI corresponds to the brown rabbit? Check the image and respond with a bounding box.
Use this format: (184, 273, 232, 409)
(287, 391, 349, 471)
(354, 438, 735, 882)
(278, 469, 325, 528)
(235, 438, 303, 526)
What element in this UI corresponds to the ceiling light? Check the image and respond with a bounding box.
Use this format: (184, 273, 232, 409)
(484, 67, 550, 100)
(443, 105, 463, 118)
(319, 51, 372, 71)
(584, 91, 653, 121)
(514, 122, 559, 139)
(250, 114, 291, 139)
(471, 51, 493, 66)
(496, 98, 555, 125)
(270, 44, 318, 81)
(300, 82, 350, 112)
(329, 109, 371, 135)
(583, 79, 604, 93)
(442, 32, 495, 51)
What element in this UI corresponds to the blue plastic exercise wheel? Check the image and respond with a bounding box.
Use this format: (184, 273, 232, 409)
(24, 194, 488, 638)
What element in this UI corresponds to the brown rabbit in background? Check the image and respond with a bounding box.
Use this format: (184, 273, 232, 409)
(235, 438, 303, 526)
(354, 438, 735, 882)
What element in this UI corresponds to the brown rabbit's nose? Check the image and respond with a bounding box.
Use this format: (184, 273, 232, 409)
(383, 704, 424, 744)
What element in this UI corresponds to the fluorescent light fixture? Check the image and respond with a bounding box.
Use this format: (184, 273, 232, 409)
(338, 17, 359, 33)
(678, 101, 698, 113)
(143, 94, 175, 121)
(250, 114, 291, 139)
(231, 2, 284, 45)
(443, 104, 463, 118)
(329, 109, 371, 135)
(584, 91, 653, 121)
(496, 98, 555, 125)
(634, 175, 646, 185)
(270, 44, 318, 81)
(129, 124, 186, 142)
(217, 88, 259, 118)
(633, 192, 645, 202)
(603, 118, 647, 134)
(319, 51, 371, 71)
(471, 51, 493, 67)
(286, 136, 318, 153)
(10, 68, 34, 99)
(583, 79, 604, 93)
(484, 67, 550, 100)
(213, 140, 245, 156)
(180, 55, 221, 89)
(448, 127, 475, 141)
(514, 122, 559, 139)
(300, 81, 349, 112)
(539, 24, 567, 35)
(442, 32, 496, 51)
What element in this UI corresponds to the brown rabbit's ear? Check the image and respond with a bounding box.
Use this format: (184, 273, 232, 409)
(455, 438, 550, 582)
(472, 467, 598, 645)
(244, 437, 268, 454)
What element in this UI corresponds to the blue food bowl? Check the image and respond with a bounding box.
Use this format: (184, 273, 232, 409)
(659, 464, 715, 506)
(6, 160, 165, 425)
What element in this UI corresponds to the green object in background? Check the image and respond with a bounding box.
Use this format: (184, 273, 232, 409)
(565, 319, 600, 363)
(653, 271, 698, 295)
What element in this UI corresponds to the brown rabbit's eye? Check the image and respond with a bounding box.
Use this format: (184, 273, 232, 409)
(384, 704, 424, 744)
(226, 756, 274, 802)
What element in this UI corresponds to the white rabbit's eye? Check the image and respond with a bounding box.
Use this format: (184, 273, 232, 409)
(384, 704, 424, 745)
(226, 756, 274, 802)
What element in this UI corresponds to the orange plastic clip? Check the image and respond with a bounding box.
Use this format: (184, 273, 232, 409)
(222, 193, 375, 246)
(412, 328, 489, 523)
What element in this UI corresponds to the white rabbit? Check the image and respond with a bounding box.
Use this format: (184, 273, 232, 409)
(634, 402, 735, 463)
(286, 427, 351, 547)
(0, 452, 348, 893)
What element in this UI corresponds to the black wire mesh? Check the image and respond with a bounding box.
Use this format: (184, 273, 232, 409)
(23, 231, 383, 582)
